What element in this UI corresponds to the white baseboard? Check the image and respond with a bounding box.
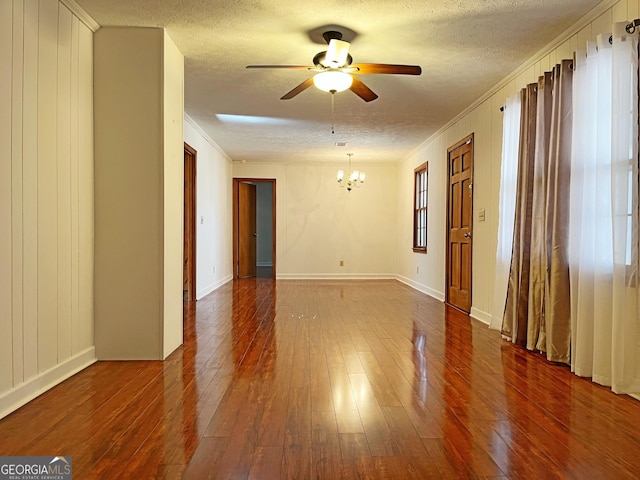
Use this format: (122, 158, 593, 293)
(0, 347, 97, 420)
(276, 273, 396, 280)
(470, 307, 492, 325)
(197, 274, 233, 300)
(395, 275, 445, 302)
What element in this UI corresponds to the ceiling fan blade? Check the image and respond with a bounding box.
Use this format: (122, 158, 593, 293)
(246, 65, 313, 70)
(350, 63, 422, 75)
(281, 77, 315, 100)
(349, 76, 378, 102)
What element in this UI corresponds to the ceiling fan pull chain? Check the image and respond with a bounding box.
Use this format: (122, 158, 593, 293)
(331, 92, 335, 134)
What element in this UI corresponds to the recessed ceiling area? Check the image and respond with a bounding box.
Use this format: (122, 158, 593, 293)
(75, 0, 603, 164)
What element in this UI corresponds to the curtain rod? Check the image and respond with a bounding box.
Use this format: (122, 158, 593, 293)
(626, 18, 640, 33)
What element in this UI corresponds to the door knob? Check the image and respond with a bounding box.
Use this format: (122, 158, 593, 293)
(464, 232, 471, 238)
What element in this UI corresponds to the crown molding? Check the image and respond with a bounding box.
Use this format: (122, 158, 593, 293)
(60, 0, 101, 32)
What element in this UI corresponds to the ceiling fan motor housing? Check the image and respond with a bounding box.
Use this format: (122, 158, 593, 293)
(322, 30, 343, 43)
(313, 51, 353, 68)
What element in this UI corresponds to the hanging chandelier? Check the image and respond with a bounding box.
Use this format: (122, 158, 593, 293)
(337, 153, 365, 191)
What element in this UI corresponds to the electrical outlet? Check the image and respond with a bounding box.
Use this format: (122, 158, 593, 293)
(339, 260, 344, 266)
(212, 266, 216, 274)
(416, 266, 419, 273)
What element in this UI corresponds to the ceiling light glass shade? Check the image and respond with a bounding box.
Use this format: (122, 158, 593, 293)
(313, 71, 353, 93)
(337, 154, 365, 192)
(325, 39, 350, 66)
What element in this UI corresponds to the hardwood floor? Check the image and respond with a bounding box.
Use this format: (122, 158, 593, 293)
(1, 279, 639, 479)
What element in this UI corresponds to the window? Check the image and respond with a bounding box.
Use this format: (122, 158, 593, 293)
(619, 75, 639, 286)
(624, 152, 639, 287)
(413, 162, 428, 252)
(625, 162, 636, 266)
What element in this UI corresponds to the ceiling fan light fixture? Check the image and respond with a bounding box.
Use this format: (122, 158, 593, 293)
(313, 71, 353, 93)
(325, 39, 350, 67)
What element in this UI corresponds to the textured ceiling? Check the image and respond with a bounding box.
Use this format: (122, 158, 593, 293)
(76, 0, 602, 164)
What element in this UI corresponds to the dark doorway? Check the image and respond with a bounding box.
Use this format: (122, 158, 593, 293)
(233, 178, 276, 279)
(183, 143, 197, 302)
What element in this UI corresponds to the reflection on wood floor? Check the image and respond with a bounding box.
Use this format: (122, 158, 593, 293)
(1, 279, 639, 478)
(256, 265, 273, 278)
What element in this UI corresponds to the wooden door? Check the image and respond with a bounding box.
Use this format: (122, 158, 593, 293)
(183, 143, 196, 302)
(446, 134, 473, 312)
(238, 182, 257, 278)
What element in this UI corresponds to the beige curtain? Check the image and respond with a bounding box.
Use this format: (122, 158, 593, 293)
(528, 71, 553, 351)
(544, 59, 573, 363)
(502, 60, 573, 363)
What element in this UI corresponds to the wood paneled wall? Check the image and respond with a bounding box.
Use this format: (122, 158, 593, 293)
(397, 0, 640, 325)
(0, 0, 95, 418)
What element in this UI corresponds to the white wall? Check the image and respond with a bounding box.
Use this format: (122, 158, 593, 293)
(162, 30, 185, 359)
(396, 0, 639, 325)
(233, 161, 397, 278)
(94, 27, 184, 360)
(184, 116, 234, 299)
(0, 0, 96, 419)
(396, 136, 450, 302)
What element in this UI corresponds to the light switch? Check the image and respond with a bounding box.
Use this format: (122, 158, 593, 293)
(479, 209, 486, 222)
(200, 216, 204, 224)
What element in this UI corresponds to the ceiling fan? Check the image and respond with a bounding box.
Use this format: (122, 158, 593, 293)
(246, 31, 422, 102)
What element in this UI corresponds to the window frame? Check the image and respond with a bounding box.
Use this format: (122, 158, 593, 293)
(413, 162, 428, 253)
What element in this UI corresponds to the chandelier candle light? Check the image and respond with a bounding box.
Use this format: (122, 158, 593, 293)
(337, 153, 365, 191)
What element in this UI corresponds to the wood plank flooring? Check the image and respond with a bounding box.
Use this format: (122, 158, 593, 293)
(1, 279, 640, 478)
